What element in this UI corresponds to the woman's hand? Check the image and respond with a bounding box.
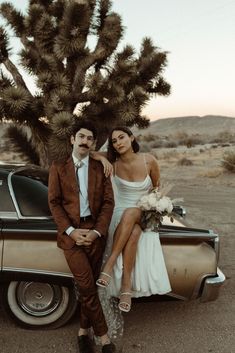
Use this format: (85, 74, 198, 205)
(100, 156, 113, 177)
(90, 151, 112, 177)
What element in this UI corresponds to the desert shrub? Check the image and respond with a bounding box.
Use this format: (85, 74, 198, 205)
(212, 131, 235, 144)
(163, 150, 179, 160)
(177, 157, 193, 166)
(221, 143, 231, 147)
(221, 152, 235, 172)
(182, 136, 203, 148)
(142, 134, 156, 142)
(173, 132, 203, 147)
(150, 140, 164, 148)
(140, 142, 151, 152)
(165, 141, 178, 148)
(175, 131, 189, 140)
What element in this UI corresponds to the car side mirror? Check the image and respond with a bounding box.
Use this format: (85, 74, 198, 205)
(172, 205, 186, 218)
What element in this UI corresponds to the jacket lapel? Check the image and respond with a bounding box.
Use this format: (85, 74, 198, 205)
(64, 156, 78, 193)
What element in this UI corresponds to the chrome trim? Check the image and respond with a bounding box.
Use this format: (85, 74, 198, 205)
(160, 232, 218, 239)
(8, 170, 23, 218)
(214, 236, 220, 262)
(3, 267, 73, 278)
(206, 230, 220, 261)
(191, 271, 217, 299)
(14, 216, 53, 220)
(3, 228, 57, 234)
(0, 211, 18, 220)
(0, 238, 3, 269)
(7, 170, 52, 221)
(16, 282, 63, 317)
(200, 268, 226, 302)
(167, 292, 188, 301)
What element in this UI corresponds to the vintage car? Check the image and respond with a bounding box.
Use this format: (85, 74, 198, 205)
(0, 164, 225, 329)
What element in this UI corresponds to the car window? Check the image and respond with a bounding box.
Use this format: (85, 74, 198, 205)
(0, 170, 15, 212)
(11, 173, 51, 217)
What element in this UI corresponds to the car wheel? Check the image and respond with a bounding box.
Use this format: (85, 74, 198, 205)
(3, 281, 78, 329)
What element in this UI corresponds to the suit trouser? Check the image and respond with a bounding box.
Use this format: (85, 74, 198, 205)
(64, 221, 107, 336)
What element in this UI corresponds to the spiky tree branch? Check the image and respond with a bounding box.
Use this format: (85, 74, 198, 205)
(0, 0, 170, 166)
(5, 125, 40, 164)
(3, 58, 31, 92)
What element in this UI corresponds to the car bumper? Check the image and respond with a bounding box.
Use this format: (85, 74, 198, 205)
(200, 268, 226, 302)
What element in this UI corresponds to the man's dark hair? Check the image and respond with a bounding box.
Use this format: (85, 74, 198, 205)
(107, 126, 140, 162)
(71, 118, 97, 140)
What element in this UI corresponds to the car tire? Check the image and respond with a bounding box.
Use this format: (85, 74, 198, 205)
(3, 281, 78, 329)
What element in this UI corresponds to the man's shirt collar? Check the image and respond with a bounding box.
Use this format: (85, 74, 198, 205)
(72, 154, 89, 167)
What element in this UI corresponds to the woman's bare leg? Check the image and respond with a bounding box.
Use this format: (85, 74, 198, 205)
(122, 224, 142, 291)
(98, 208, 141, 283)
(119, 224, 142, 311)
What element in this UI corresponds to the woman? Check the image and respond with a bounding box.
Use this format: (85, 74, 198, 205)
(93, 126, 171, 313)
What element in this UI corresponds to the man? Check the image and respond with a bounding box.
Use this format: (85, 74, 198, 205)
(48, 120, 115, 353)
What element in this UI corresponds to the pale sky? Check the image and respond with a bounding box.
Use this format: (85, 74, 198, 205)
(1, 0, 235, 120)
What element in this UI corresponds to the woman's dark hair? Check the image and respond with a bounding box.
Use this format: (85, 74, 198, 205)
(71, 119, 97, 140)
(107, 126, 140, 162)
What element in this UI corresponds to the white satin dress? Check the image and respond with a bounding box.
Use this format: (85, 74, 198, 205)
(103, 173, 172, 298)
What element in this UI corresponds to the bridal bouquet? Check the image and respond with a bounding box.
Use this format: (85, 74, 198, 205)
(137, 185, 177, 231)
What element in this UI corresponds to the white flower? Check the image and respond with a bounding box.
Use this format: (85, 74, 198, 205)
(138, 186, 174, 215)
(137, 195, 151, 210)
(156, 196, 173, 213)
(166, 200, 174, 213)
(156, 197, 167, 212)
(148, 193, 157, 208)
(138, 184, 182, 230)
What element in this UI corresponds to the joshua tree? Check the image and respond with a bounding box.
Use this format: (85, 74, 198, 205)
(0, 0, 170, 167)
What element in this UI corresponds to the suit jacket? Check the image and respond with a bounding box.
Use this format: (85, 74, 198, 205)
(48, 156, 114, 250)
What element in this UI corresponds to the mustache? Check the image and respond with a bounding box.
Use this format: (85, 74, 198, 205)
(79, 144, 89, 149)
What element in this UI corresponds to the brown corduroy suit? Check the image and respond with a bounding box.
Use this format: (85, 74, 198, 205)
(48, 156, 114, 336)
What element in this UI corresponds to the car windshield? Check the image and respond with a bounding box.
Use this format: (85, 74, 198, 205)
(11, 168, 51, 217)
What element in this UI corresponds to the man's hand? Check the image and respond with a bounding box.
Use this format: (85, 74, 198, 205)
(70, 228, 91, 246)
(70, 229, 98, 246)
(85, 230, 99, 243)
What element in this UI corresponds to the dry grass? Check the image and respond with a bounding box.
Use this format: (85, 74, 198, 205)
(198, 168, 223, 178)
(211, 131, 235, 144)
(177, 157, 194, 166)
(139, 142, 151, 152)
(136, 128, 235, 154)
(161, 150, 180, 160)
(221, 151, 235, 173)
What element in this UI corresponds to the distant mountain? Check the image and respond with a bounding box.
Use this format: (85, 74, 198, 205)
(136, 115, 235, 137)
